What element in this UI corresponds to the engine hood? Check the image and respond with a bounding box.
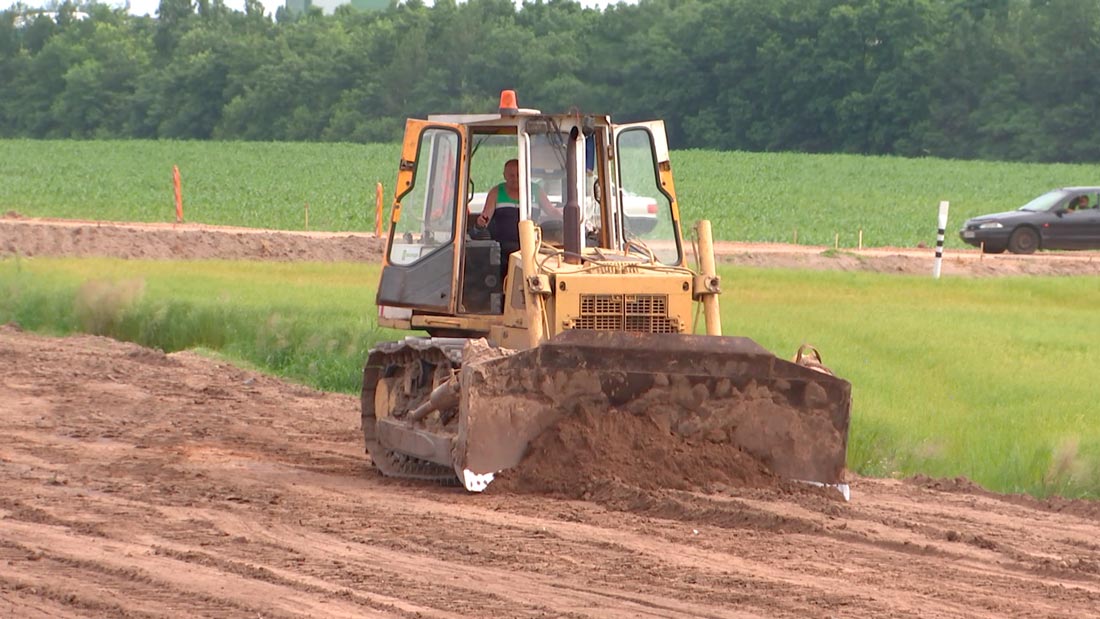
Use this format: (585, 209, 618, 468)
(966, 210, 1040, 224)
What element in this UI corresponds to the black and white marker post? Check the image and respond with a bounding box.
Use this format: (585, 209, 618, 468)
(933, 200, 949, 279)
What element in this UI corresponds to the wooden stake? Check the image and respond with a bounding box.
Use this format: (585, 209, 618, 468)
(793, 228, 798, 244)
(172, 165, 184, 223)
(305, 202, 310, 230)
(834, 232, 839, 250)
(858, 228, 863, 250)
(375, 182, 384, 236)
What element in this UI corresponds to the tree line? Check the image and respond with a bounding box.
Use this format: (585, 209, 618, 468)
(2, 0, 1099, 163)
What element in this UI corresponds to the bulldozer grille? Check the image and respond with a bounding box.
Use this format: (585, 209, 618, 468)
(570, 294, 680, 334)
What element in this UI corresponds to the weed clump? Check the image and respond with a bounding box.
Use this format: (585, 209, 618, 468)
(74, 278, 145, 335)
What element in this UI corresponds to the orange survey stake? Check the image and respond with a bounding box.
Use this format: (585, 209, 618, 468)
(375, 182, 383, 236)
(172, 165, 184, 223)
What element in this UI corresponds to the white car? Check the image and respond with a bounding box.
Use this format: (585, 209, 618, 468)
(621, 190, 659, 234)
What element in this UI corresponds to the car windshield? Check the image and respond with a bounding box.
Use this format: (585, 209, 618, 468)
(1019, 190, 1069, 212)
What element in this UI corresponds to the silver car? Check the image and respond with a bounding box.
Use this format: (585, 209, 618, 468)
(959, 187, 1100, 254)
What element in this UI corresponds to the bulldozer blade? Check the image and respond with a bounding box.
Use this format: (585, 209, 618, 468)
(452, 330, 851, 492)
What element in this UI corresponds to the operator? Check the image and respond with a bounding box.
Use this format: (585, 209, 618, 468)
(476, 159, 561, 280)
(1068, 195, 1090, 212)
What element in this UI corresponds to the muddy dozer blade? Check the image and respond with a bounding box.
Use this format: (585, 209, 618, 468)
(452, 330, 851, 492)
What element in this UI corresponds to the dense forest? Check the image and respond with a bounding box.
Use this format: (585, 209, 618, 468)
(2, 0, 1098, 162)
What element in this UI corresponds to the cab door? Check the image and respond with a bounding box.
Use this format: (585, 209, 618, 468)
(377, 120, 466, 312)
(611, 121, 683, 266)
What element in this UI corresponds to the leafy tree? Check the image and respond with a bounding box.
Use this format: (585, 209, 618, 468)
(2, 0, 1100, 163)
(50, 21, 151, 137)
(155, 0, 193, 57)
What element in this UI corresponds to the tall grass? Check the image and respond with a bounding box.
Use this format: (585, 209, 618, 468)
(721, 266, 1100, 498)
(5, 140, 1099, 247)
(0, 257, 401, 392)
(2, 255, 1097, 498)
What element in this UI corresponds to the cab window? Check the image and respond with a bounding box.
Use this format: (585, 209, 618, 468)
(616, 128, 679, 264)
(388, 128, 459, 266)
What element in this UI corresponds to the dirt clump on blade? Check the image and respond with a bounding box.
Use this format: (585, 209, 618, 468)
(475, 336, 847, 500)
(489, 402, 781, 499)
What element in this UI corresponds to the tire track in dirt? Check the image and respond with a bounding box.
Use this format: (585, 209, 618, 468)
(0, 527, 395, 619)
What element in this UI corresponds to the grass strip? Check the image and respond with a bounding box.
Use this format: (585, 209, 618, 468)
(721, 265, 1100, 498)
(0, 257, 400, 393)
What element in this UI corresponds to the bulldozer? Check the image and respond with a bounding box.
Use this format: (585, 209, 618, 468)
(364, 91, 851, 494)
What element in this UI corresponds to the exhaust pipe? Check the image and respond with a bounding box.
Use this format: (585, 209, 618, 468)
(563, 127, 581, 264)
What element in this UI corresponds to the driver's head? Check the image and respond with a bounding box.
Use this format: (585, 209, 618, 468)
(503, 159, 520, 192)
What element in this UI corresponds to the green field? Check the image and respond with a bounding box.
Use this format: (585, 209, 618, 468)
(0, 140, 388, 232)
(4, 139, 1098, 247)
(2, 256, 1097, 499)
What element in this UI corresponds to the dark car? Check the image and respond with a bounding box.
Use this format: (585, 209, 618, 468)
(960, 187, 1100, 254)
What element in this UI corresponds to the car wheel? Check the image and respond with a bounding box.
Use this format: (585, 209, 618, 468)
(1007, 227, 1039, 254)
(981, 244, 1006, 254)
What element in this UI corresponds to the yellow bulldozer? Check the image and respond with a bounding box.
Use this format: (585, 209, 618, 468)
(364, 91, 851, 493)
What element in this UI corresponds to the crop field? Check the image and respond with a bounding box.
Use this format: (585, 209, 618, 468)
(0, 140, 387, 232)
(4, 139, 1099, 247)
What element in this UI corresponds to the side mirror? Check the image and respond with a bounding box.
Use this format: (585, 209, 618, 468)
(1055, 208, 1068, 217)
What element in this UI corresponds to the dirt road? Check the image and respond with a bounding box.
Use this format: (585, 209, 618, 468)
(2, 328, 1099, 618)
(5, 215, 1100, 276)
(2, 217, 1100, 617)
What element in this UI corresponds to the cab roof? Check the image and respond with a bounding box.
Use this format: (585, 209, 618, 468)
(425, 110, 613, 129)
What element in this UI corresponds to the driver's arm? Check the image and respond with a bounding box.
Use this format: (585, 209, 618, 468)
(538, 187, 562, 217)
(477, 191, 498, 227)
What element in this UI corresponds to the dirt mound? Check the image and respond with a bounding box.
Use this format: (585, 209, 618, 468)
(908, 474, 1100, 521)
(490, 405, 781, 498)
(0, 217, 385, 262)
(907, 473, 989, 493)
(468, 334, 847, 500)
(719, 245, 1100, 276)
(6, 216, 1100, 276)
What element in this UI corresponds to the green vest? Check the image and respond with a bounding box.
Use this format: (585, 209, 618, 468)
(494, 183, 520, 210)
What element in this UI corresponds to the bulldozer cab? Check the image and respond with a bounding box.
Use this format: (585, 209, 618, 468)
(376, 93, 685, 336)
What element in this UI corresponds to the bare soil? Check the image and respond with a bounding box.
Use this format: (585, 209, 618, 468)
(2, 217, 1100, 618)
(5, 214, 1100, 275)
